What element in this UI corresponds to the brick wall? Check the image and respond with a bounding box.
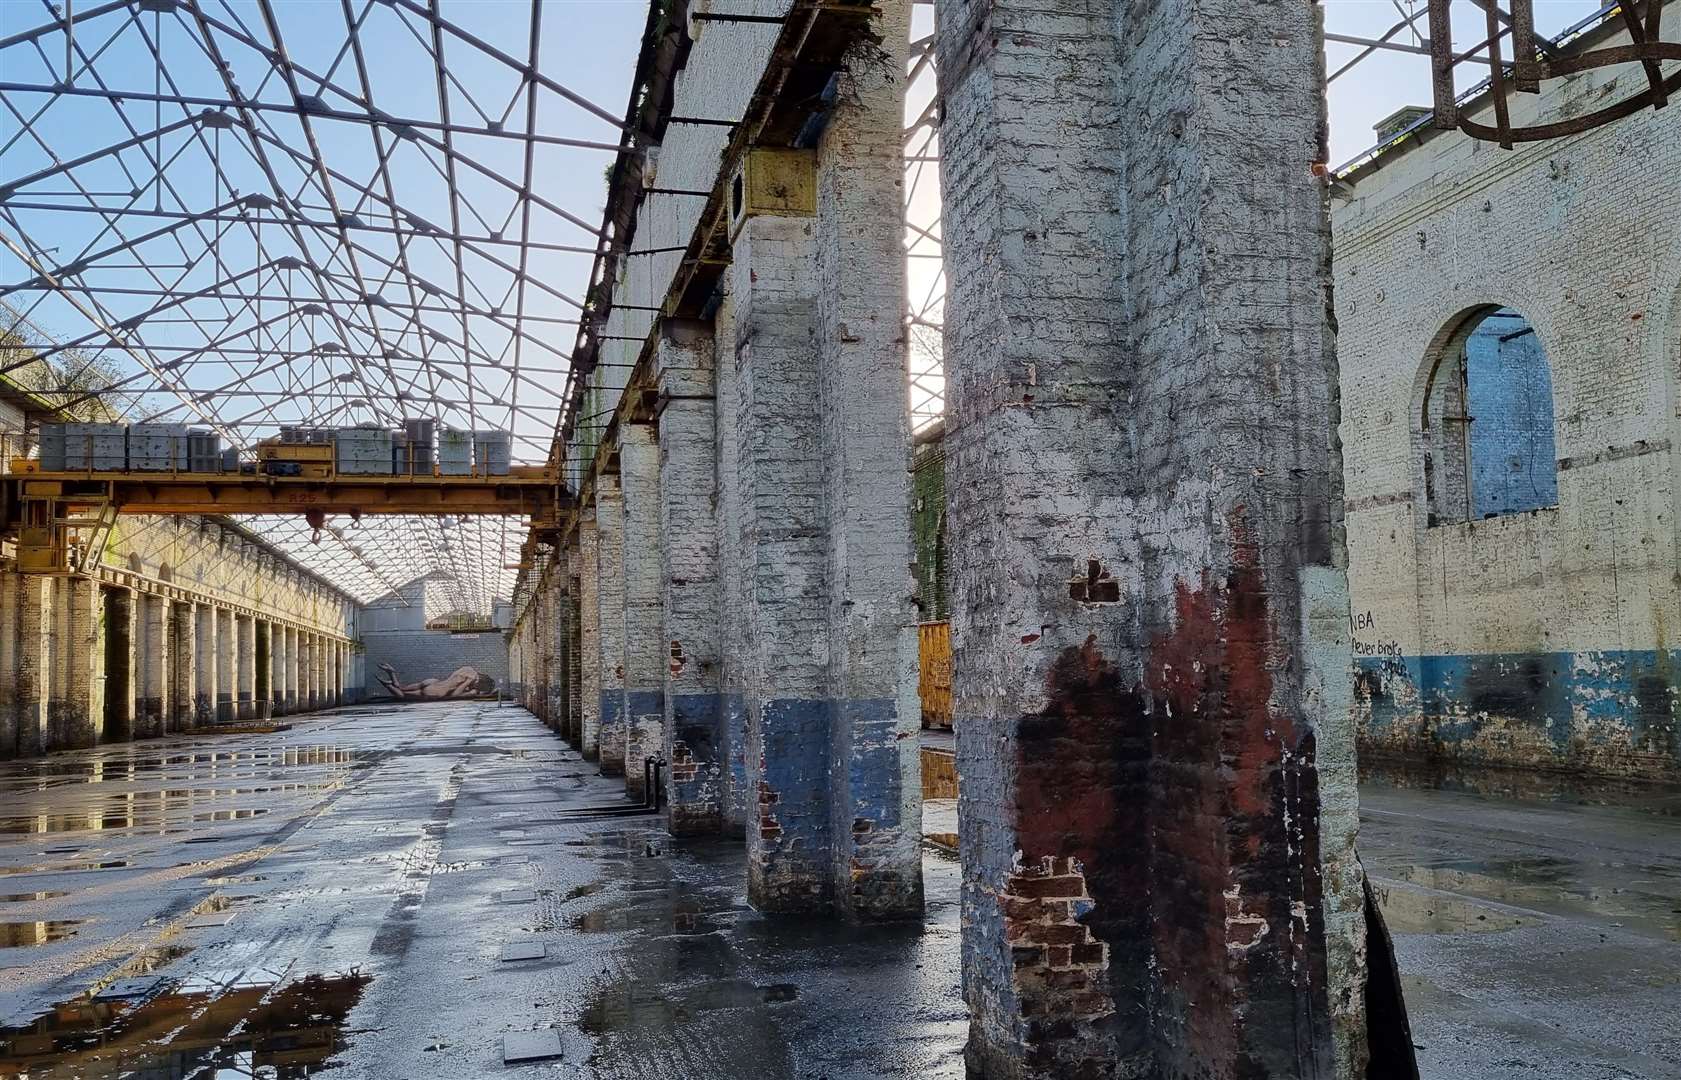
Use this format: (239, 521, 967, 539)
(1333, 24, 1681, 782)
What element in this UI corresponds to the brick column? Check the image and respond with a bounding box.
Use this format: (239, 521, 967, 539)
(620, 422, 664, 801)
(302, 633, 317, 711)
(550, 578, 570, 736)
(731, 210, 832, 912)
(236, 615, 256, 721)
(262, 621, 279, 716)
(13, 575, 52, 757)
(658, 319, 725, 834)
(567, 540, 585, 747)
(215, 608, 235, 722)
(713, 286, 751, 835)
(577, 517, 601, 758)
(595, 479, 627, 776)
(104, 588, 136, 742)
(815, 0, 922, 922)
(137, 595, 170, 739)
(524, 585, 541, 718)
(172, 601, 196, 732)
(0, 572, 17, 758)
(538, 575, 556, 726)
(936, 0, 1353, 1073)
(195, 604, 218, 726)
(55, 577, 104, 749)
(282, 626, 298, 713)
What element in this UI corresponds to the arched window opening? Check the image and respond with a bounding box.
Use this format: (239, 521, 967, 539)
(1422, 307, 1558, 525)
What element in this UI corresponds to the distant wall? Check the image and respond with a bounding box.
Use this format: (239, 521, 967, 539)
(1332, 23, 1681, 782)
(359, 628, 508, 698)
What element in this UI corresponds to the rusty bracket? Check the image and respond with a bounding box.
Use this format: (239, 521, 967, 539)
(1429, 0, 1676, 147)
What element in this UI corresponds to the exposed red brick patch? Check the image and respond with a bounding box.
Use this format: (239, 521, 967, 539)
(1009, 510, 1331, 1073)
(757, 779, 782, 840)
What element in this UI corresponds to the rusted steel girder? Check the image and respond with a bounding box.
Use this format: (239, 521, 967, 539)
(1430, 0, 1678, 147)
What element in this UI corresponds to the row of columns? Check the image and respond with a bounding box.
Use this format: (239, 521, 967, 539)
(514, 0, 920, 925)
(0, 570, 353, 759)
(509, 0, 1370, 1074)
(510, 557, 573, 741)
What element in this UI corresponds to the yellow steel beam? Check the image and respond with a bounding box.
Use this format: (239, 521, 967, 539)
(9, 471, 564, 519)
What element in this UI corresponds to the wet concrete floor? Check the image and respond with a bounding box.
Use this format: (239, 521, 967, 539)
(0, 702, 962, 1078)
(0, 704, 1674, 1077)
(1360, 763, 1681, 1079)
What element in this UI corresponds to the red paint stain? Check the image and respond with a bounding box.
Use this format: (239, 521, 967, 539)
(1012, 510, 1331, 1074)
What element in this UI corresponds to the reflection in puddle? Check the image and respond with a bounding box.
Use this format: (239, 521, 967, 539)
(0, 746, 355, 785)
(1372, 883, 1534, 934)
(0, 860, 129, 876)
(0, 971, 371, 1078)
(125, 942, 195, 974)
(0, 892, 68, 903)
(0, 921, 83, 948)
(1361, 759, 1681, 817)
(580, 984, 688, 1033)
(0, 802, 286, 836)
(429, 859, 495, 875)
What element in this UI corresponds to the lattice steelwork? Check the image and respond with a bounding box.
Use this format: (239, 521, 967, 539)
(905, 8, 943, 433)
(0, 0, 636, 609)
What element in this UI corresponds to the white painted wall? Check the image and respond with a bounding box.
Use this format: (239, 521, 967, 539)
(1332, 27, 1681, 779)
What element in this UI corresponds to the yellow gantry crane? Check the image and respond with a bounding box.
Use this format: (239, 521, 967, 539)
(2, 426, 566, 574)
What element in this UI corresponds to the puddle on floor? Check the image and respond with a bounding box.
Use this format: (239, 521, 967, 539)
(0, 921, 84, 948)
(0, 971, 371, 1077)
(580, 984, 689, 1033)
(579, 978, 800, 1037)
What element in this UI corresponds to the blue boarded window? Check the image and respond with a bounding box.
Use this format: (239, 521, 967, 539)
(1423, 308, 1558, 524)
